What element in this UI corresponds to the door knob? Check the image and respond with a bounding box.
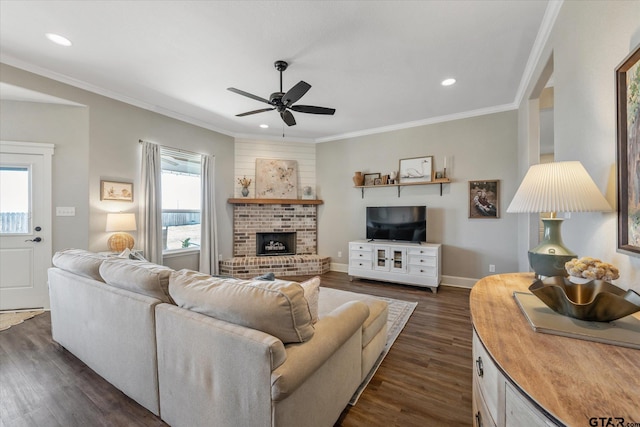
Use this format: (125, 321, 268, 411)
(25, 237, 42, 242)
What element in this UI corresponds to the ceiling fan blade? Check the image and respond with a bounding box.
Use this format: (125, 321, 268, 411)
(290, 105, 336, 115)
(281, 110, 296, 126)
(227, 87, 271, 105)
(236, 108, 275, 117)
(282, 81, 311, 106)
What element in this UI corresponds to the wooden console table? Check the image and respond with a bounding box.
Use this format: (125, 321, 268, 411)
(470, 273, 640, 426)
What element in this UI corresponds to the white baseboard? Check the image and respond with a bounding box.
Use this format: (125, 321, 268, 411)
(331, 262, 349, 273)
(440, 275, 476, 289)
(329, 263, 476, 289)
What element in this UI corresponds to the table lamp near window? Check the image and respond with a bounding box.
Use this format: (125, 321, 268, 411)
(105, 212, 137, 252)
(506, 161, 611, 277)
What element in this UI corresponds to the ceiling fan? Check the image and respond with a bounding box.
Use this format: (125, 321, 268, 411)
(227, 60, 336, 127)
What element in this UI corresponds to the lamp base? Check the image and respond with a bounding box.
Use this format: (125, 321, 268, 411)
(528, 218, 576, 277)
(528, 251, 575, 278)
(108, 232, 135, 252)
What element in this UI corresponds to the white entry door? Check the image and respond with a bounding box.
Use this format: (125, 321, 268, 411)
(0, 142, 54, 310)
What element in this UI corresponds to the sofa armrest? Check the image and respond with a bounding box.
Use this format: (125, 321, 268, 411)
(271, 300, 369, 401)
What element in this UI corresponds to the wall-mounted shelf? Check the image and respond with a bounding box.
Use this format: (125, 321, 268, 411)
(228, 198, 323, 205)
(354, 178, 451, 198)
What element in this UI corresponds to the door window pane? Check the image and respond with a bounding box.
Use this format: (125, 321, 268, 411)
(0, 167, 30, 234)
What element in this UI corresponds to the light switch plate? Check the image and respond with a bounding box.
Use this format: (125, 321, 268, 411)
(56, 207, 76, 216)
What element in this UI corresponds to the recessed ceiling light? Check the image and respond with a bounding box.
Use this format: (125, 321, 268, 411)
(259, 124, 269, 129)
(45, 33, 72, 47)
(441, 78, 456, 87)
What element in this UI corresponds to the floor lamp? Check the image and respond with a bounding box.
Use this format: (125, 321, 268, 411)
(506, 161, 611, 277)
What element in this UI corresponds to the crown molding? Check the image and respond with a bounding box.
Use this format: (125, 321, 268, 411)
(0, 55, 236, 138)
(315, 103, 518, 143)
(514, 0, 563, 107)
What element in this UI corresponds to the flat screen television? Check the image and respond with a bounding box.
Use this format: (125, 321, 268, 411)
(366, 206, 427, 243)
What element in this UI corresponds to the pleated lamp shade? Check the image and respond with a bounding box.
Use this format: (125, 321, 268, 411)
(506, 161, 611, 277)
(506, 161, 611, 214)
(105, 213, 137, 252)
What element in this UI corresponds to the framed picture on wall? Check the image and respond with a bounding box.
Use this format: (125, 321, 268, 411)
(399, 156, 433, 184)
(363, 173, 380, 186)
(100, 180, 133, 202)
(469, 180, 499, 218)
(616, 43, 640, 255)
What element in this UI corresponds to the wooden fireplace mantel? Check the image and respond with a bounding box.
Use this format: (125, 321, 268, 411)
(227, 198, 323, 205)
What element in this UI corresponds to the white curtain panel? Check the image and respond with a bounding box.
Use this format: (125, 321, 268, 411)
(199, 154, 219, 274)
(139, 141, 163, 264)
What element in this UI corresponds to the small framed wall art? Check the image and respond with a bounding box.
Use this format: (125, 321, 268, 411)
(101, 180, 133, 202)
(399, 156, 433, 184)
(363, 173, 381, 186)
(469, 180, 499, 218)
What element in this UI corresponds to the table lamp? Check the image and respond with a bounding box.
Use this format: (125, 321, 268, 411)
(105, 212, 137, 252)
(506, 161, 611, 277)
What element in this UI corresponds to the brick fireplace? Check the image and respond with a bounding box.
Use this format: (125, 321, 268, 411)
(219, 199, 330, 278)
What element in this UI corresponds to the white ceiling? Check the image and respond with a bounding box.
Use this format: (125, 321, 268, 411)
(0, 1, 551, 143)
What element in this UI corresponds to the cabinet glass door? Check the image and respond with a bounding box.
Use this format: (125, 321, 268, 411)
(391, 249, 407, 272)
(375, 248, 389, 270)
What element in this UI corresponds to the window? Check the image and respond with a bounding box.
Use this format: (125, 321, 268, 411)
(160, 148, 201, 251)
(0, 167, 30, 234)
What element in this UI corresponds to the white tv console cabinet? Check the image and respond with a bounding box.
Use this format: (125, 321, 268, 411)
(348, 240, 441, 293)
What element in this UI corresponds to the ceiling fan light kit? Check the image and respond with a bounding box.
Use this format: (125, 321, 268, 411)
(228, 60, 336, 127)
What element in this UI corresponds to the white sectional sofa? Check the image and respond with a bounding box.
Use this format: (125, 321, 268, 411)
(48, 249, 388, 427)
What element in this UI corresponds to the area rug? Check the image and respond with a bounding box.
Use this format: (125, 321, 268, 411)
(0, 310, 45, 331)
(349, 296, 418, 405)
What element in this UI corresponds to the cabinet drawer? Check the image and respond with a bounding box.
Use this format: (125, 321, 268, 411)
(472, 331, 501, 424)
(350, 258, 372, 269)
(349, 243, 372, 251)
(407, 264, 437, 277)
(505, 382, 554, 427)
(350, 250, 372, 261)
(408, 255, 437, 267)
(407, 246, 438, 256)
(473, 381, 497, 427)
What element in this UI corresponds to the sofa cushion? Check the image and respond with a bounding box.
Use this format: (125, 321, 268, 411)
(318, 288, 388, 348)
(300, 277, 320, 324)
(169, 269, 314, 344)
(52, 249, 108, 282)
(99, 259, 175, 304)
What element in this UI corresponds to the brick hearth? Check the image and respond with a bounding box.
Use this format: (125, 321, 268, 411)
(219, 255, 330, 278)
(220, 200, 330, 278)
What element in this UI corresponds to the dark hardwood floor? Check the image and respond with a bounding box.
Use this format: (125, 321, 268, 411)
(0, 271, 472, 427)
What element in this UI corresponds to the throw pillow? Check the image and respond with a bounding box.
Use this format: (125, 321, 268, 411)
(169, 270, 315, 344)
(254, 272, 275, 281)
(299, 277, 321, 324)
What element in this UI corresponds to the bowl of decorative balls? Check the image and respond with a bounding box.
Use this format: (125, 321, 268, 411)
(528, 257, 640, 322)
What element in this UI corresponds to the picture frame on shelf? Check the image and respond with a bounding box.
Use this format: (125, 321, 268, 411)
(469, 180, 499, 218)
(373, 178, 382, 185)
(363, 173, 381, 186)
(616, 43, 640, 255)
(399, 156, 433, 184)
(100, 180, 133, 202)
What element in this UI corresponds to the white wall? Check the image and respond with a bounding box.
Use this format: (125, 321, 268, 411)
(1, 100, 90, 251)
(517, 1, 640, 290)
(234, 138, 316, 198)
(1, 63, 236, 267)
(317, 111, 519, 284)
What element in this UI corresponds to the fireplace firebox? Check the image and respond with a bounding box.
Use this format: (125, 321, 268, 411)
(256, 232, 296, 256)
